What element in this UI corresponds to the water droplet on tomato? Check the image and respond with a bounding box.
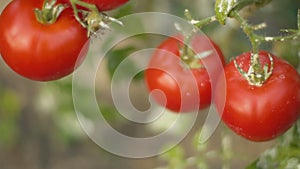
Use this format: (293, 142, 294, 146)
(279, 75, 286, 79)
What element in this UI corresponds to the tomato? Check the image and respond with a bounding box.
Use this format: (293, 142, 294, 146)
(60, 0, 129, 11)
(145, 34, 225, 113)
(215, 51, 300, 141)
(0, 0, 88, 81)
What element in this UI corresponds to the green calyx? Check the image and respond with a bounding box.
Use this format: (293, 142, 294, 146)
(83, 11, 123, 37)
(180, 45, 213, 69)
(234, 53, 274, 87)
(34, 0, 66, 25)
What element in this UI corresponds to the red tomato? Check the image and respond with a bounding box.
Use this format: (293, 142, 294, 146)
(145, 34, 225, 113)
(60, 0, 129, 11)
(0, 0, 88, 81)
(215, 51, 300, 141)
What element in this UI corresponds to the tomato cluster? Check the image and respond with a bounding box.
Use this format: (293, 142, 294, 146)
(0, 0, 128, 81)
(145, 35, 300, 141)
(0, 0, 299, 142)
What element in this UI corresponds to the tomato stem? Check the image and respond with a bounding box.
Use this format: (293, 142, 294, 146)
(234, 53, 274, 86)
(69, 0, 123, 37)
(231, 10, 300, 51)
(176, 10, 218, 69)
(184, 9, 217, 30)
(34, 0, 66, 25)
(229, 9, 300, 86)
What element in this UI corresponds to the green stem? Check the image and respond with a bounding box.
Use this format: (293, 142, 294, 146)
(230, 11, 261, 54)
(68, 0, 122, 37)
(231, 9, 300, 49)
(230, 10, 278, 86)
(178, 10, 218, 69)
(230, 0, 273, 13)
(184, 9, 217, 30)
(34, 0, 66, 25)
(73, 0, 98, 11)
(69, 0, 99, 28)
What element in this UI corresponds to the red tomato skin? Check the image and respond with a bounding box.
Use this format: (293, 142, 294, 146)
(0, 0, 88, 81)
(145, 34, 225, 113)
(215, 51, 300, 141)
(59, 0, 129, 11)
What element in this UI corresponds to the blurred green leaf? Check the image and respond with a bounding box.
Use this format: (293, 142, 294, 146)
(162, 145, 186, 169)
(107, 47, 144, 81)
(273, 41, 300, 68)
(0, 88, 20, 145)
(246, 120, 300, 169)
(112, 2, 134, 18)
(99, 105, 123, 123)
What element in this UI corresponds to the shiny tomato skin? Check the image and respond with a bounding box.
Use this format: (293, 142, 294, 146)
(60, 0, 129, 11)
(215, 51, 300, 141)
(0, 0, 88, 81)
(145, 34, 225, 113)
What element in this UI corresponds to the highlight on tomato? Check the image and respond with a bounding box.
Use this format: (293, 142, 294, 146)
(215, 51, 300, 141)
(145, 34, 226, 113)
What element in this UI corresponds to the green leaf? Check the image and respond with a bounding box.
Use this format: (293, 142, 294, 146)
(273, 40, 300, 68)
(246, 159, 261, 169)
(107, 47, 144, 81)
(214, 0, 274, 25)
(112, 2, 134, 18)
(161, 145, 186, 169)
(246, 120, 300, 169)
(0, 89, 21, 145)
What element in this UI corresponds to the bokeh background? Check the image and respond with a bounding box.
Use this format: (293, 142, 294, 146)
(0, 0, 299, 169)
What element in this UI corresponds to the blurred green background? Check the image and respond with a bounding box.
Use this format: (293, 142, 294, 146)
(0, 0, 299, 169)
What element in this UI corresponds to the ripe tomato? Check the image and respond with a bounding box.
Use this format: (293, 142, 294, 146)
(145, 34, 225, 113)
(60, 0, 129, 11)
(0, 0, 88, 81)
(215, 51, 300, 141)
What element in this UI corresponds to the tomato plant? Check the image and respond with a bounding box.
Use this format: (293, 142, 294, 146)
(0, 0, 88, 81)
(145, 34, 225, 113)
(215, 51, 300, 141)
(60, 0, 129, 11)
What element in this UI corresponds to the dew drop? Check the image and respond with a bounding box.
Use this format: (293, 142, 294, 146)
(279, 75, 286, 79)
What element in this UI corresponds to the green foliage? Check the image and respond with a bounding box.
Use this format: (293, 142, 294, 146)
(111, 2, 134, 18)
(274, 41, 300, 68)
(106, 47, 144, 81)
(0, 87, 21, 145)
(247, 120, 300, 169)
(160, 146, 186, 169)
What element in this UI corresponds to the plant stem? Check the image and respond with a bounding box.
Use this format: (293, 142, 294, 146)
(184, 9, 217, 30)
(67, 0, 122, 37)
(34, 0, 66, 25)
(73, 0, 98, 11)
(231, 9, 300, 51)
(230, 11, 261, 54)
(69, 0, 99, 28)
(178, 10, 218, 69)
